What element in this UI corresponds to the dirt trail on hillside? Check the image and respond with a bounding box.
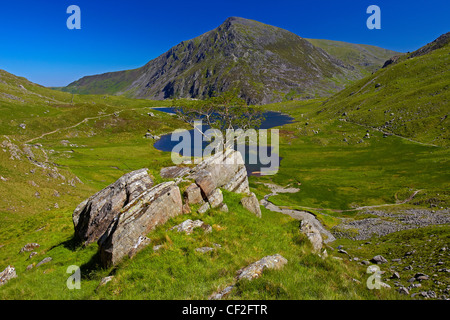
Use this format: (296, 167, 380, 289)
(258, 182, 428, 243)
(258, 182, 336, 243)
(24, 110, 126, 144)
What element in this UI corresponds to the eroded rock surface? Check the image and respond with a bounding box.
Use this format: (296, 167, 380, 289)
(209, 254, 288, 300)
(0, 265, 17, 286)
(240, 192, 262, 218)
(300, 220, 323, 252)
(98, 181, 182, 267)
(170, 219, 212, 235)
(236, 254, 288, 281)
(73, 168, 153, 245)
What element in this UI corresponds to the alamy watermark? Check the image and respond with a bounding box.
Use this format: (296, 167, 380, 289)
(366, 265, 383, 289)
(67, 5, 81, 30)
(66, 265, 81, 290)
(367, 5, 381, 30)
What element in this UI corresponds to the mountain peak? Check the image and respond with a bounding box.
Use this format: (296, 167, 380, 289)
(223, 16, 256, 25)
(64, 17, 397, 104)
(219, 16, 267, 32)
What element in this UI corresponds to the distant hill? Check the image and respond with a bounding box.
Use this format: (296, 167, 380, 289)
(316, 32, 450, 146)
(305, 38, 400, 74)
(63, 17, 398, 104)
(0, 69, 71, 105)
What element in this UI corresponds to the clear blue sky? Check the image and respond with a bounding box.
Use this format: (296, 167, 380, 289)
(0, 0, 448, 87)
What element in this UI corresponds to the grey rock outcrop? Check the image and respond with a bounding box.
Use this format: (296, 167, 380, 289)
(371, 255, 388, 264)
(209, 254, 288, 300)
(19, 243, 40, 253)
(193, 170, 216, 197)
(98, 181, 182, 267)
(236, 254, 288, 281)
(240, 192, 262, 217)
(180, 149, 251, 213)
(36, 257, 52, 268)
(170, 219, 212, 235)
(198, 202, 211, 214)
(207, 188, 224, 209)
(160, 166, 190, 179)
(209, 285, 235, 300)
(73, 169, 153, 245)
(195, 247, 215, 253)
(72, 149, 256, 268)
(299, 220, 323, 252)
(184, 183, 203, 205)
(0, 265, 17, 286)
(188, 149, 250, 195)
(223, 166, 250, 194)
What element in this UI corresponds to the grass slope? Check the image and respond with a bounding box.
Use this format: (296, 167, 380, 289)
(0, 72, 400, 299)
(253, 99, 449, 222)
(313, 37, 449, 147)
(306, 38, 400, 74)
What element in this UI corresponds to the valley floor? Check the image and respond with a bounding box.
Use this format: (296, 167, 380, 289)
(0, 97, 448, 300)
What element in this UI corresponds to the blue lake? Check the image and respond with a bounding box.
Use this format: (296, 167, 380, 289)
(152, 108, 294, 175)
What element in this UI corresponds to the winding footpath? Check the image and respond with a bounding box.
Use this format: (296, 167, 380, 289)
(24, 111, 125, 144)
(258, 183, 425, 244)
(258, 183, 336, 243)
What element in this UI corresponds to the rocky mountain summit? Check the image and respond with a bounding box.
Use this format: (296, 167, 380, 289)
(64, 17, 396, 104)
(73, 149, 261, 267)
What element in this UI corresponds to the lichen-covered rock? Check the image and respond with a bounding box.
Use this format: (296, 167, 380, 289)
(36, 257, 52, 268)
(160, 166, 190, 179)
(223, 166, 250, 194)
(198, 202, 210, 214)
(195, 247, 215, 253)
(73, 168, 153, 245)
(97, 276, 114, 289)
(209, 285, 235, 300)
(184, 183, 203, 205)
(193, 169, 216, 197)
(236, 254, 288, 281)
(209, 254, 287, 300)
(98, 181, 182, 267)
(300, 220, 323, 252)
(0, 265, 17, 286)
(371, 255, 388, 264)
(19, 243, 40, 253)
(170, 219, 212, 234)
(207, 188, 223, 209)
(240, 192, 262, 217)
(189, 149, 249, 195)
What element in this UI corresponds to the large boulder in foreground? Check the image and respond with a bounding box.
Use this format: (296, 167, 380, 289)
(72, 169, 153, 245)
(98, 181, 182, 267)
(188, 149, 250, 195)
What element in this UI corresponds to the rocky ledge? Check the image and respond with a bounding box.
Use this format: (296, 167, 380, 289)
(72, 149, 260, 267)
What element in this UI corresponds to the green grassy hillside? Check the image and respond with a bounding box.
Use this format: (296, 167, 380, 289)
(0, 72, 403, 300)
(1, 29, 448, 299)
(313, 34, 449, 147)
(306, 39, 400, 74)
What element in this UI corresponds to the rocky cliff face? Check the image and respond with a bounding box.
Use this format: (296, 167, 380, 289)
(72, 149, 258, 267)
(65, 17, 378, 104)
